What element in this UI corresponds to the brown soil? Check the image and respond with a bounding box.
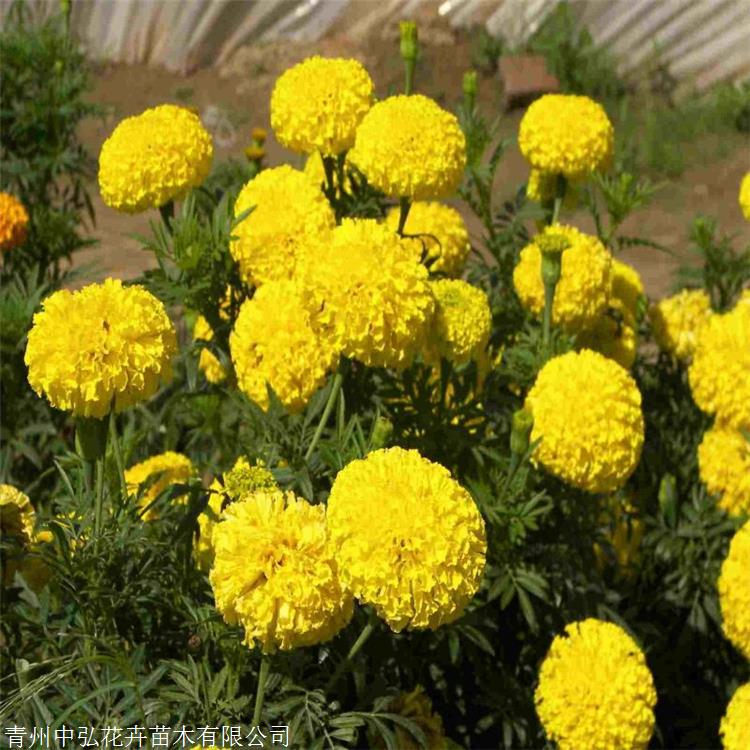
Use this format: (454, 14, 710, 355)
(76, 17, 750, 298)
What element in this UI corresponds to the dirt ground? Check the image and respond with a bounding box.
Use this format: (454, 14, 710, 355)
(75, 18, 750, 298)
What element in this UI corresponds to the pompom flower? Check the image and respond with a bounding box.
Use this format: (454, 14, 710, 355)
(192, 315, 226, 384)
(230, 280, 337, 413)
(384, 202, 471, 277)
(98, 104, 213, 213)
(209, 490, 353, 652)
(689, 300, 750, 430)
(513, 225, 612, 331)
(297, 219, 434, 370)
(348, 95, 466, 200)
(535, 618, 656, 750)
(650, 288, 712, 361)
(426, 279, 491, 366)
(740, 173, 750, 221)
(0, 192, 29, 252)
(577, 301, 638, 369)
(721, 682, 750, 750)
(374, 686, 448, 750)
(519, 94, 614, 181)
(230, 165, 335, 287)
(271, 56, 373, 156)
(25, 279, 177, 418)
(125, 452, 195, 521)
(326, 447, 487, 631)
(698, 424, 750, 518)
(718, 521, 750, 660)
(525, 350, 644, 493)
(611, 259, 644, 322)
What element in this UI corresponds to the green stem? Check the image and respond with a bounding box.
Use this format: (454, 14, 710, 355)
(404, 59, 415, 95)
(548, 174, 567, 226)
(322, 155, 337, 203)
(325, 620, 376, 693)
(396, 197, 411, 236)
(159, 200, 174, 230)
(502, 452, 522, 496)
(252, 653, 271, 727)
(542, 279, 555, 349)
(94, 457, 105, 537)
(83, 459, 94, 496)
(550, 195, 562, 226)
(109, 410, 127, 505)
(305, 370, 343, 462)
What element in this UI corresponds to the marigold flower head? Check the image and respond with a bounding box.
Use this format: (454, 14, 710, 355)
(374, 686, 447, 750)
(535, 618, 656, 750)
(297, 219, 434, 370)
(513, 224, 612, 331)
(689, 300, 750, 430)
(650, 288, 712, 360)
(611, 259, 644, 322)
(519, 94, 614, 181)
(98, 104, 213, 213)
(425, 279, 491, 366)
(525, 350, 644, 493)
(740, 173, 750, 221)
(698, 424, 750, 518)
(125, 452, 195, 521)
(577, 301, 638, 369)
(230, 165, 335, 286)
(384, 202, 470, 277)
(25, 279, 177, 419)
(0, 192, 29, 252)
(327, 447, 487, 631)
(719, 521, 750, 660)
(192, 315, 226, 384)
(210, 490, 353, 652)
(271, 56, 373, 156)
(230, 280, 337, 413)
(349, 95, 466, 200)
(721, 682, 750, 750)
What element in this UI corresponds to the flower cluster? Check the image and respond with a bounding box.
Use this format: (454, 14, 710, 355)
(535, 618, 656, 750)
(297, 219, 434, 370)
(125, 452, 195, 521)
(525, 350, 644, 493)
(718, 521, 750, 661)
(384, 202, 471, 277)
(721, 682, 750, 750)
(326, 448, 487, 631)
(99, 105, 213, 213)
(348, 95, 466, 200)
(230, 165, 335, 287)
(513, 224, 612, 332)
(230, 280, 337, 412)
(519, 94, 614, 181)
(271, 56, 373, 156)
(650, 288, 712, 360)
(0, 192, 29, 252)
(25, 279, 177, 418)
(698, 424, 750, 517)
(210, 489, 353, 652)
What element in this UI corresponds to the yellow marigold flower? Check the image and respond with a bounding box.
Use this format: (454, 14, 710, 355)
(526, 169, 580, 210)
(513, 224, 612, 332)
(577, 300, 638, 369)
(230, 280, 337, 413)
(271, 56, 373, 156)
(525, 350, 644, 493)
(689, 300, 750, 430)
(374, 686, 447, 750)
(611, 259, 644, 322)
(519, 94, 614, 181)
(348, 95, 466, 200)
(210, 489, 353, 652)
(384, 201, 471, 277)
(721, 682, 750, 750)
(535, 618, 656, 750)
(650, 288, 712, 361)
(698, 424, 750, 518)
(425, 279, 491, 366)
(98, 104, 213, 213)
(740, 173, 750, 221)
(192, 315, 226, 384)
(0, 192, 29, 252)
(25, 279, 177, 419)
(327, 447, 487, 631)
(0, 484, 35, 544)
(230, 165, 335, 286)
(297, 219, 434, 370)
(195, 457, 277, 572)
(125, 451, 195, 521)
(719, 521, 750, 660)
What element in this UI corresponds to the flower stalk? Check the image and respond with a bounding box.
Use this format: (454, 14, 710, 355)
(252, 653, 271, 727)
(325, 619, 376, 694)
(304, 369, 344, 462)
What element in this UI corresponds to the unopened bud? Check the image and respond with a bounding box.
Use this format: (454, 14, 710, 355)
(399, 21, 418, 62)
(538, 233, 568, 288)
(462, 70, 478, 110)
(244, 145, 265, 162)
(251, 127, 267, 145)
(371, 416, 394, 451)
(510, 408, 534, 456)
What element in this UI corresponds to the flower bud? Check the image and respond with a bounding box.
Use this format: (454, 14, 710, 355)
(371, 416, 394, 451)
(399, 21, 418, 63)
(510, 408, 534, 456)
(463, 70, 478, 110)
(251, 127, 267, 145)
